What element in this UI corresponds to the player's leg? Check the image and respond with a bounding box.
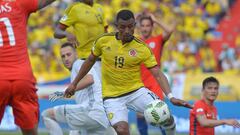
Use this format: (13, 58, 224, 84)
(85, 120, 106, 135)
(0, 81, 11, 123)
(63, 104, 106, 134)
(128, 87, 175, 135)
(104, 127, 117, 135)
(136, 112, 148, 135)
(10, 80, 39, 135)
(41, 106, 65, 135)
(104, 98, 129, 135)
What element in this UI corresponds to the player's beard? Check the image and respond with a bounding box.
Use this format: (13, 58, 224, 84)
(123, 34, 134, 43)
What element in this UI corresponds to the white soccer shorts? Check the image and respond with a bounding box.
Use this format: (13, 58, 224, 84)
(103, 87, 161, 125)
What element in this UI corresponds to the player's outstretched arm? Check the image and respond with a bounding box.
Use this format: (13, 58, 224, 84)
(149, 66, 193, 109)
(54, 24, 79, 47)
(64, 53, 97, 97)
(148, 13, 176, 42)
(197, 114, 240, 128)
(38, 0, 58, 10)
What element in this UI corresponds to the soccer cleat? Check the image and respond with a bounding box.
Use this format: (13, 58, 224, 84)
(49, 91, 64, 102)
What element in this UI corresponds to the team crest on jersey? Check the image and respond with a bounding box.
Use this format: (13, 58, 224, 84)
(108, 113, 114, 120)
(129, 49, 137, 57)
(196, 108, 203, 112)
(149, 42, 156, 48)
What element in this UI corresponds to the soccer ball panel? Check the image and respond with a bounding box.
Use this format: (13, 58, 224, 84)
(144, 100, 171, 126)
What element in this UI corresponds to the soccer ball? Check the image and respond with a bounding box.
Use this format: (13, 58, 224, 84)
(144, 100, 171, 126)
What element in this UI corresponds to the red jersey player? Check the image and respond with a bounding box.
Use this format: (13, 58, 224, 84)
(190, 77, 240, 135)
(0, 0, 61, 135)
(139, 14, 175, 99)
(136, 14, 176, 135)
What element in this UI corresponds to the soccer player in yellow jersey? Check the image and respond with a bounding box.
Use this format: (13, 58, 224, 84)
(65, 9, 193, 135)
(54, 0, 108, 78)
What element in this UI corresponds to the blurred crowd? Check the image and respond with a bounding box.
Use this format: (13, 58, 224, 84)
(27, 0, 240, 82)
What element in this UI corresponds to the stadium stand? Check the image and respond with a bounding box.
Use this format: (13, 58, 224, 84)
(27, 0, 239, 83)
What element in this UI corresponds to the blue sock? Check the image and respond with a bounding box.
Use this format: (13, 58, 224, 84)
(160, 126, 166, 135)
(137, 116, 148, 135)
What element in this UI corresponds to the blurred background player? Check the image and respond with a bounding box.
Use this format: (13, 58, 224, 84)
(54, 0, 108, 78)
(41, 42, 110, 135)
(190, 76, 240, 135)
(0, 0, 61, 135)
(64, 9, 192, 135)
(136, 13, 176, 135)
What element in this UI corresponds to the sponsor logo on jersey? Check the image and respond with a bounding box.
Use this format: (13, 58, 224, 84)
(129, 49, 137, 57)
(60, 15, 68, 21)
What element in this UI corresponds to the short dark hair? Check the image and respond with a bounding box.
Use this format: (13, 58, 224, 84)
(139, 16, 154, 26)
(116, 9, 135, 22)
(202, 76, 219, 89)
(61, 42, 75, 49)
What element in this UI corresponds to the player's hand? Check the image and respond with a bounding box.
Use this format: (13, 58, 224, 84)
(170, 97, 193, 109)
(66, 33, 79, 48)
(224, 119, 240, 128)
(146, 13, 158, 23)
(64, 84, 76, 98)
(49, 91, 64, 102)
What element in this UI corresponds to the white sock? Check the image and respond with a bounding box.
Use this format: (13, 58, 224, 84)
(69, 130, 80, 135)
(42, 117, 64, 135)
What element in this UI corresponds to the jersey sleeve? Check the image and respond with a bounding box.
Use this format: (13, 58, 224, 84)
(99, 5, 108, 27)
(59, 5, 78, 27)
(193, 101, 206, 116)
(142, 46, 157, 68)
(92, 38, 102, 57)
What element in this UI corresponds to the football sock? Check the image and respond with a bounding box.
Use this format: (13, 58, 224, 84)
(159, 126, 166, 135)
(69, 130, 81, 135)
(137, 116, 148, 135)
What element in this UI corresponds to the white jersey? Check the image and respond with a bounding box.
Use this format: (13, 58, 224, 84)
(70, 59, 109, 128)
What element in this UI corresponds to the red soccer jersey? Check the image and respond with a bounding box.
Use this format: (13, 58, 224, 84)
(140, 35, 164, 99)
(0, 0, 38, 82)
(190, 100, 217, 135)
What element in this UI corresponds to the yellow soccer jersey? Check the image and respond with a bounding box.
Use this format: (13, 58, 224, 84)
(60, 2, 107, 58)
(92, 32, 157, 98)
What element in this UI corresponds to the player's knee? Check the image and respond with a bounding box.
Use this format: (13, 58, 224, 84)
(113, 122, 130, 135)
(41, 109, 54, 119)
(161, 115, 176, 130)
